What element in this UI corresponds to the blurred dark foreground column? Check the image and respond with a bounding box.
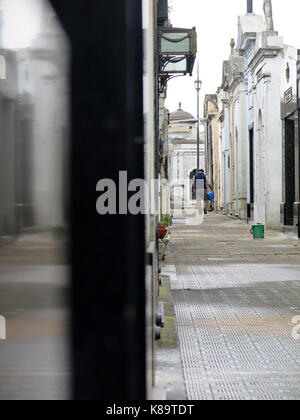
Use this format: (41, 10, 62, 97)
(49, 0, 146, 400)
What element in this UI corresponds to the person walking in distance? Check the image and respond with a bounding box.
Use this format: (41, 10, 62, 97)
(193, 169, 211, 215)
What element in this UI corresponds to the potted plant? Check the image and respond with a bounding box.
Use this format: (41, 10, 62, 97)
(158, 223, 167, 239)
(158, 214, 172, 239)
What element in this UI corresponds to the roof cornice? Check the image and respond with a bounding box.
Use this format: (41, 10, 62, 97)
(249, 47, 281, 72)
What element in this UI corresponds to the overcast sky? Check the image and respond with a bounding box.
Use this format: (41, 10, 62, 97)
(0, 0, 42, 48)
(165, 0, 300, 118)
(1, 0, 300, 119)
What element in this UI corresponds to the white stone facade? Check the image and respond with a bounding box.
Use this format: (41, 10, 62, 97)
(17, 2, 69, 228)
(169, 107, 205, 210)
(214, 10, 289, 229)
(249, 32, 284, 228)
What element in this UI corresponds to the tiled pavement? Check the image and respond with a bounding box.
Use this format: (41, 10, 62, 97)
(163, 213, 300, 400)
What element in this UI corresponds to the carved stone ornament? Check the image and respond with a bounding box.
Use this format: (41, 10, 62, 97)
(263, 0, 274, 32)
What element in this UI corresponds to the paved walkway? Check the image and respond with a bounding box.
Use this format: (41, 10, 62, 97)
(163, 213, 300, 400)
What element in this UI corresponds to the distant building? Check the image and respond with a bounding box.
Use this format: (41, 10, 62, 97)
(159, 91, 170, 216)
(280, 46, 300, 233)
(211, 5, 292, 229)
(0, 49, 18, 242)
(169, 103, 205, 209)
(204, 94, 222, 212)
(17, 2, 69, 229)
(246, 19, 284, 228)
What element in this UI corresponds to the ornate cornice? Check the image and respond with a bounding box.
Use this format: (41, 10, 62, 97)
(228, 73, 245, 93)
(249, 47, 281, 72)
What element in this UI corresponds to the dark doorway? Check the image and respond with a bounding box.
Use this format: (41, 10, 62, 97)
(249, 128, 254, 205)
(284, 118, 296, 226)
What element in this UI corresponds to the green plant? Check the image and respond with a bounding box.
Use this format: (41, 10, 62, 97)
(160, 214, 171, 227)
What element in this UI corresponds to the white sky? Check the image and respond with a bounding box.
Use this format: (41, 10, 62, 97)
(1, 0, 300, 118)
(165, 0, 300, 118)
(0, 0, 42, 49)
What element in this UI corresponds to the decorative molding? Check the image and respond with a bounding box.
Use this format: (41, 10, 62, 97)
(249, 47, 281, 72)
(257, 72, 271, 84)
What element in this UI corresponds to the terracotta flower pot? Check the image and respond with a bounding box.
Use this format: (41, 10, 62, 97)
(158, 225, 167, 239)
